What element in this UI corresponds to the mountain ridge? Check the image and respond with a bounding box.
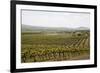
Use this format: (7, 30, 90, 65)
(22, 24, 90, 32)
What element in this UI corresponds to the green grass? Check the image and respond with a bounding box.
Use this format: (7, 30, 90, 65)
(21, 32, 90, 63)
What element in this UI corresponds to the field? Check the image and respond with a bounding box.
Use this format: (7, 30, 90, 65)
(21, 31, 90, 63)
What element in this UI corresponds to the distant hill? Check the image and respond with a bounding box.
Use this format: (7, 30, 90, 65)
(77, 27, 90, 30)
(22, 24, 89, 32)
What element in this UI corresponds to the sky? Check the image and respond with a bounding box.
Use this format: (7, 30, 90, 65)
(22, 10, 90, 28)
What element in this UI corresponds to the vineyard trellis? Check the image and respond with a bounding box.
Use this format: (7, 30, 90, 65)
(21, 33, 90, 63)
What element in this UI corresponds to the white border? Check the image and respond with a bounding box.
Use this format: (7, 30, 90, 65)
(16, 4, 94, 69)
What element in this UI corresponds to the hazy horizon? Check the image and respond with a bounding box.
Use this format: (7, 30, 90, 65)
(22, 24, 90, 29)
(22, 10, 90, 28)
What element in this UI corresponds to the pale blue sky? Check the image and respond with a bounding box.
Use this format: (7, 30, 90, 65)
(22, 10, 90, 28)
